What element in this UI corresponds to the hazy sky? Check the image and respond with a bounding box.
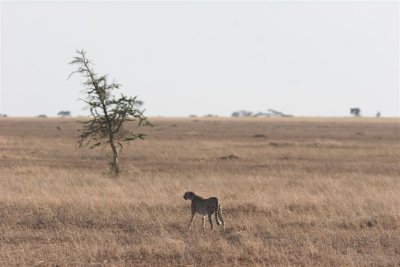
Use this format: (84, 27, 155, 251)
(1, 1, 399, 117)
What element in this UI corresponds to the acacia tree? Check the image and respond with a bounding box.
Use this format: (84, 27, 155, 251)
(69, 50, 150, 175)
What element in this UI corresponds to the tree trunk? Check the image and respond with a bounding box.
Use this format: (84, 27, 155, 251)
(110, 142, 119, 175)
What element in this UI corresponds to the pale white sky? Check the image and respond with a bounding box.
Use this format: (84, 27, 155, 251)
(1, 1, 399, 117)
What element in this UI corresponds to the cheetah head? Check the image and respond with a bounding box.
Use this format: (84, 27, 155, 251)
(183, 191, 195, 200)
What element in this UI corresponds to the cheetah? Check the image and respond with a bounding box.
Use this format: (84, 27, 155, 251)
(183, 191, 225, 230)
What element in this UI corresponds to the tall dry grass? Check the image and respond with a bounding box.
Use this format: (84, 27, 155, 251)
(0, 117, 399, 266)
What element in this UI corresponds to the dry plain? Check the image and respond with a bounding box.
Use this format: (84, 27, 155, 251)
(0, 117, 399, 266)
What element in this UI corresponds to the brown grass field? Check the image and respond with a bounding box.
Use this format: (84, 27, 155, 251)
(0, 117, 399, 266)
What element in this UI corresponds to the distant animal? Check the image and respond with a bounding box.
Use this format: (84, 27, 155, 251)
(57, 111, 71, 117)
(56, 126, 63, 131)
(183, 191, 225, 230)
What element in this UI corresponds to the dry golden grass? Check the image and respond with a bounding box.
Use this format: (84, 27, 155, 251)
(0, 117, 399, 266)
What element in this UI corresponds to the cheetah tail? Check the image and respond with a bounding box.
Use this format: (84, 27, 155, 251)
(216, 204, 223, 225)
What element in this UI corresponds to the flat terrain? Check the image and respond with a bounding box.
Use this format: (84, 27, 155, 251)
(0, 117, 399, 266)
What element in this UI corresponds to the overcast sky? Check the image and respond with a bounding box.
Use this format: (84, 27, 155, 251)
(1, 1, 399, 117)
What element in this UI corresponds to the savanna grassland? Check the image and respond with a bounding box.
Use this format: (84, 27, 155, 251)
(0, 117, 399, 266)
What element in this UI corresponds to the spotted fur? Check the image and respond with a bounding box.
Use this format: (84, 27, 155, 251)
(183, 191, 225, 230)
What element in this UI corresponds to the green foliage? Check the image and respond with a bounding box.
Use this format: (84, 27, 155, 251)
(69, 49, 150, 174)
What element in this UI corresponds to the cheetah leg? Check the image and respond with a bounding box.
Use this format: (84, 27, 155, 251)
(208, 212, 213, 231)
(202, 216, 206, 229)
(188, 212, 196, 230)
